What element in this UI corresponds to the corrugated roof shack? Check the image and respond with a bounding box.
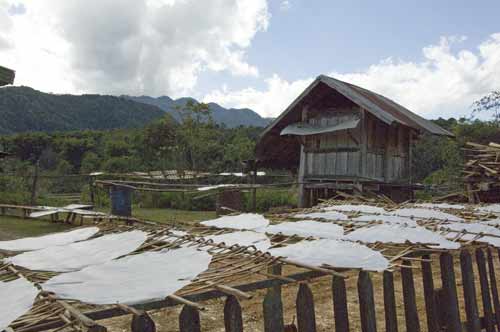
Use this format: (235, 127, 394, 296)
(256, 75, 453, 206)
(0, 65, 15, 86)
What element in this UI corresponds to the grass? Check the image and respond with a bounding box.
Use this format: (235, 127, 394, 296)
(0, 215, 73, 240)
(132, 207, 216, 225)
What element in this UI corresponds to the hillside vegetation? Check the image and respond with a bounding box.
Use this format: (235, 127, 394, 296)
(0, 86, 166, 134)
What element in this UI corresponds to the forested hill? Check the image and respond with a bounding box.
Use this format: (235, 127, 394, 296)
(126, 95, 271, 128)
(0, 86, 167, 134)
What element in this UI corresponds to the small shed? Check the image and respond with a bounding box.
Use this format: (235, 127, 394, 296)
(0, 65, 15, 86)
(256, 75, 453, 206)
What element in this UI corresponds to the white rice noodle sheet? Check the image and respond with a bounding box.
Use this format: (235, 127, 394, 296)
(206, 231, 271, 251)
(293, 211, 348, 221)
(0, 227, 99, 251)
(323, 204, 386, 214)
(344, 224, 460, 250)
(201, 214, 269, 230)
(63, 204, 93, 210)
(441, 222, 500, 247)
(351, 215, 417, 226)
(7, 231, 147, 272)
(390, 208, 464, 222)
(261, 221, 344, 239)
(476, 204, 500, 214)
(0, 277, 39, 331)
(484, 218, 500, 226)
(197, 184, 237, 191)
(414, 203, 465, 210)
(44, 247, 212, 305)
(269, 239, 389, 271)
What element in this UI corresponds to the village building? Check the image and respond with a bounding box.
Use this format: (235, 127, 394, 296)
(256, 75, 453, 206)
(0, 65, 15, 86)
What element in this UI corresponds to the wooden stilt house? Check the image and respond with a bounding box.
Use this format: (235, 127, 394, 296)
(256, 75, 453, 206)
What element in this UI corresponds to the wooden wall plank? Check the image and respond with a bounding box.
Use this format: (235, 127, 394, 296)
(439, 252, 462, 332)
(358, 271, 377, 332)
(332, 275, 350, 332)
(179, 305, 201, 332)
(401, 260, 420, 332)
(296, 283, 317, 332)
(382, 271, 398, 332)
(460, 250, 481, 332)
(476, 248, 495, 332)
(224, 295, 243, 332)
(421, 255, 439, 332)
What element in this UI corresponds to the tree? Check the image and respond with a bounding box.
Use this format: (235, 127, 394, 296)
(472, 91, 500, 125)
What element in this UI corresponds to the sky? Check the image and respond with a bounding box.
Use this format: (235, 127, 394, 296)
(1, 0, 500, 119)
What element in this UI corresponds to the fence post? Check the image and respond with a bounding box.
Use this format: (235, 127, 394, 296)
(401, 259, 420, 332)
(224, 295, 243, 332)
(439, 252, 461, 332)
(487, 248, 500, 329)
(476, 248, 495, 332)
(263, 265, 284, 332)
(332, 275, 350, 332)
(179, 305, 201, 332)
(358, 271, 377, 332)
(296, 283, 317, 332)
(421, 254, 439, 332)
(460, 250, 481, 332)
(131, 312, 156, 332)
(383, 271, 398, 332)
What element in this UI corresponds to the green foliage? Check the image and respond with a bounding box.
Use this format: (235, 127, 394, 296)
(243, 188, 297, 212)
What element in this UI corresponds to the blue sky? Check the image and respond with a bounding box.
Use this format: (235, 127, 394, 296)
(2, 0, 500, 119)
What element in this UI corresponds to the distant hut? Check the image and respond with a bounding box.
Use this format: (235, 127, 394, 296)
(256, 75, 453, 206)
(0, 65, 15, 86)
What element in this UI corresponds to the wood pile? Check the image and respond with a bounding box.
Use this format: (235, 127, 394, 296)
(463, 142, 500, 202)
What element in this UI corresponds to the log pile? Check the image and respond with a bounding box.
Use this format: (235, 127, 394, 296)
(463, 142, 500, 202)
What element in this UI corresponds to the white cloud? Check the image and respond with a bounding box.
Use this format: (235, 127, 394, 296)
(205, 34, 500, 119)
(280, 0, 291, 11)
(0, 0, 269, 96)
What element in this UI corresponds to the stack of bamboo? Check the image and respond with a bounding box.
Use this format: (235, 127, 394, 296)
(463, 142, 500, 202)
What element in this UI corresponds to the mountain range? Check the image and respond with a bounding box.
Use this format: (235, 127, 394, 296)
(0, 86, 271, 135)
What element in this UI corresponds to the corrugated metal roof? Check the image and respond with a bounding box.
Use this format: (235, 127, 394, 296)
(319, 75, 453, 137)
(280, 118, 360, 136)
(0, 65, 15, 86)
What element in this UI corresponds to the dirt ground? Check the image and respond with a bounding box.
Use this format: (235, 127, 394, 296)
(100, 249, 500, 332)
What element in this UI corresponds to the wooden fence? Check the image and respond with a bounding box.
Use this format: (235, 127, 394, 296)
(32, 247, 500, 332)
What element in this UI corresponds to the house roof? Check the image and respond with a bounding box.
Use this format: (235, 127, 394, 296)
(256, 75, 454, 169)
(0, 65, 15, 86)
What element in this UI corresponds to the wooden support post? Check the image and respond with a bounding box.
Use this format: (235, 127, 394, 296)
(401, 260, 420, 332)
(179, 305, 201, 332)
(224, 295, 243, 332)
(487, 248, 500, 329)
(131, 312, 156, 332)
(439, 252, 461, 332)
(296, 283, 316, 332)
(263, 266, 284, 332)
(476, 248, 495, 332)
(332, 275, 350, 332)
(460, 250, 481, 332)
(358, 271, 377, 332)
(383, 271, 398, 332)
(421, 254, 438, 332)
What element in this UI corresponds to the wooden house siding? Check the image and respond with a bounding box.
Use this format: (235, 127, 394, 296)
(301, 109, 411, 183)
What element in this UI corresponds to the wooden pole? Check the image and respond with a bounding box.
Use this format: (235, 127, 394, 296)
(460, 250, 481, 332)
(131, 312, 156, 332)
(30, 160, 39, 206)
(332, 275, 350, 332)
(421, 254, 438, 332)
(358, 271, 377, 332)
(401, 260, 420, 332)
(383, 271, 398, 332)
(486, 248, 500, 330)
(439, 252, 461, 332)
(179, 305, 201, 332)
(224, 295, 243, 332)
(296, 283, 317, 332)
(263, 264, 284, 332)
(476, 248, 495, 332)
